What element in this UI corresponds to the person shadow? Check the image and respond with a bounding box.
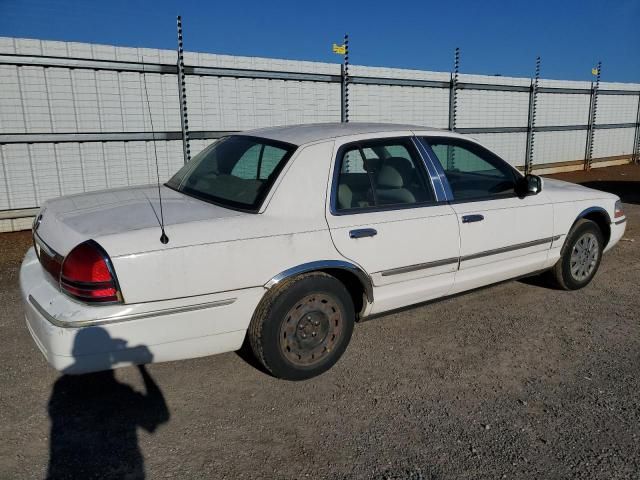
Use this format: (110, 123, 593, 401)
(46, 328, 170, 480)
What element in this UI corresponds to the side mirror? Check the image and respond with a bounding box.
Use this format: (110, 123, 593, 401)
(517, 174, 543, 197)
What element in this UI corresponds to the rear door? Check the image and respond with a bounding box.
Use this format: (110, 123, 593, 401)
(325, 134, 460, 314)
(422, 136, 554, 294)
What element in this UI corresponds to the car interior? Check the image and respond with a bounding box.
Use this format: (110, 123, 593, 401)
(336, 144, 434, 210)
(174, 138, 291, 207)
(428, 141, 518, 200)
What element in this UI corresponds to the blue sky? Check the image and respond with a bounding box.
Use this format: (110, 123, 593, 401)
(1, 0, 638, 82)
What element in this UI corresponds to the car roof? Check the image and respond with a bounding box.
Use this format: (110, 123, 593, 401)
(242, 122, 449, 146)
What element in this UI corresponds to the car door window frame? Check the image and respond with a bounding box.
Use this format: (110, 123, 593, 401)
(418, 136, 523, 204)
(329, 136, 443, 216)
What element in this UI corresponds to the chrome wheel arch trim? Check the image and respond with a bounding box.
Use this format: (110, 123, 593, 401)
(264, 260, 374, 303)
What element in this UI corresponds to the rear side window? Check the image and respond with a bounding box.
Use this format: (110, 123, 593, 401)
(231, 144, 288, 180)
(334, 138, 435, 212)
(167, 136, 295, 211)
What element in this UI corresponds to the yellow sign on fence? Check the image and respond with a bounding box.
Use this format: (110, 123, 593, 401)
(332, 43, 346, 55)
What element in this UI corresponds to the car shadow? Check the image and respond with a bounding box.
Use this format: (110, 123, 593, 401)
(47, 328, 170, 480)
(235, 336, 271, 375)
(579, 181, 640, 205)
(518, 272, 562, 290)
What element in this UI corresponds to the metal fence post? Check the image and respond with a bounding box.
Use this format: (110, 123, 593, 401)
(176, 16, 191, 165)
(633, 92, 640, 164)
(447, 48, 460, 169)
(448, 47, 460, 132)
(524, 56, 541, 174)
(340, 34, 350, 123)
(584, 61, 601, 170)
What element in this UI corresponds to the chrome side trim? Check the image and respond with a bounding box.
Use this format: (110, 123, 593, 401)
(29, 295, 236, 329)
(550, 234, 565, 247)
(460, 236, 561, 262)
(265, 260, 374, 302)
(380, 235, 561, 276)
(380, 257, 459, 277)
(413, 137, 454, 201)
(614, 218, 627, 225)
(411, 137, 447, 202)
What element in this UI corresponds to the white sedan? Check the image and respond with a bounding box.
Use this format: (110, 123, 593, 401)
(20, 123, 627, 380)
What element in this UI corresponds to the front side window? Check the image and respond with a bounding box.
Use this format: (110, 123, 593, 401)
(425, 137, 518, 201)
(334, 138, 435, 212)
(167, 136, 295, 211)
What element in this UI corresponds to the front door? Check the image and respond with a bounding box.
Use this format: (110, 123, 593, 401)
(423, 136, 554, 294)
(325, 135, 460, 314)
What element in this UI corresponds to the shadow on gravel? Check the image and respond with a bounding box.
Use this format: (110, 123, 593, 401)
(518, 272, 561, 290)
(579, 181, 640, 205)
(47, 329, 169, 480)
(236, 336, 271, 376)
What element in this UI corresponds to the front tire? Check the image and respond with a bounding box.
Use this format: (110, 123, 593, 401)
(248, 272, 355, 380)
(550, 219, 604, 290)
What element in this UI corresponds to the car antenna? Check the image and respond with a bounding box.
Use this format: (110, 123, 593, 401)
(140, 49, 169, 244)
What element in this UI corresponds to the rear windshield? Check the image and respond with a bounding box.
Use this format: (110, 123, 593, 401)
(166, 136, 296, 211)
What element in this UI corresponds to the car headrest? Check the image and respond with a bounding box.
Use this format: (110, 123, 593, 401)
(376, 165, 404, 189)
(385, 156, 414, 180)
(386, 156, 413, 172)
(337, 183, 353, 209)
(363, 157, 383, 173)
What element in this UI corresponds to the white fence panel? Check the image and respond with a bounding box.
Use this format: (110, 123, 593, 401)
(0, 36, 639, 231)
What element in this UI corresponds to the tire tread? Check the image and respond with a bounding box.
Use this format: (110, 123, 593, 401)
(549, 218, 603, 290)
(248, 272, 345, 377)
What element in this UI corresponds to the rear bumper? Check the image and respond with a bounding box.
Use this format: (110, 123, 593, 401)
(20, 247, 264, 374)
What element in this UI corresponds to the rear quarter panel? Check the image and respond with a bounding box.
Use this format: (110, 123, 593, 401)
(107, 141, 342, 304)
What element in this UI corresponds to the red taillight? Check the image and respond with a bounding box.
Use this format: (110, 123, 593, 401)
(60, 241, 121, 303)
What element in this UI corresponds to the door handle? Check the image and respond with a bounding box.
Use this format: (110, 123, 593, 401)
(349, 228, 378, 239)
(462, 214, 484, 223)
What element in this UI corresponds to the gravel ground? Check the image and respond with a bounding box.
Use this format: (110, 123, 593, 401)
(0, 165, 638, 479)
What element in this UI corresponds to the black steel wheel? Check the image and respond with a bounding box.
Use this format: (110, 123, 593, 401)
(248, 272, 354, 380)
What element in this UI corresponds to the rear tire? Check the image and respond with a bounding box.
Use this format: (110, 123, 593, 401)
(549, 219, 604, 290)
(248, 272, 355, 380)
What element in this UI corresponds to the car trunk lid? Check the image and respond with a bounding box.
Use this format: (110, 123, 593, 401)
(33, 185, 243, 257)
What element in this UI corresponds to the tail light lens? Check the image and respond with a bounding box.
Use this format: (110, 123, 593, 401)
(60, 241, 122, 303)
(614, 200, 624, 219)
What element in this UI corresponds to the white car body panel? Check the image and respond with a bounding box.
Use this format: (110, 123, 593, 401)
(450, 194, 554, 293)
(325, 133, 461, 313)
(19, 123, 627, 374)
(329, 206, 460, 315)
(21, 248, 262, 373)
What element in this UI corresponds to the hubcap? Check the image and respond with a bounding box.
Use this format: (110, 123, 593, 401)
(570, 232, 599, 281)
(279, 294, 343, 367)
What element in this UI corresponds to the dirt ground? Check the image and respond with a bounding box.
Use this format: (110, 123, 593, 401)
(0, 165, 638, 479)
